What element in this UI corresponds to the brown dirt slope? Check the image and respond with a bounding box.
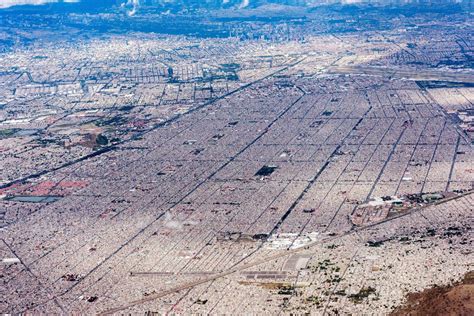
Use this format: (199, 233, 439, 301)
(391, 271, 474, 316)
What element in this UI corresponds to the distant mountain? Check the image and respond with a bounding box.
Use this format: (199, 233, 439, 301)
(1, 0, 471, 13)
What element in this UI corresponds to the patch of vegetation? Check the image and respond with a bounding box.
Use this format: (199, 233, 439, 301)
(443, 226, 463, 237)
(119, 105, 134, 111)
(317, 259, 334, 270)
(277, 285, 296, 295)
(425, 228, 436, 236)
(96, 134, 109, 146)
(325, 276, 342, 284)
(195, 299, 208, 305)
(0, 128, 19, 138)
(335, 289, 346, 296)
(220, 63, 240, 71)
(305, 295, 321, 307)
(311, 259, 341, 275)
(95, 116, 128, 127)
(366, 240, 384, 247)
(348, 286, 377, 303)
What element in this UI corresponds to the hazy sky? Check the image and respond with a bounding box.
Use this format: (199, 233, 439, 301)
(0, 0, 80, 9)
